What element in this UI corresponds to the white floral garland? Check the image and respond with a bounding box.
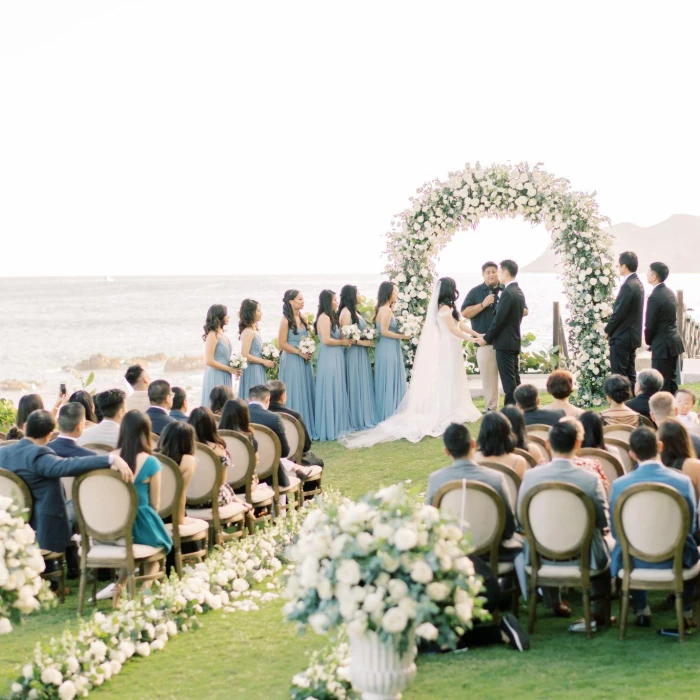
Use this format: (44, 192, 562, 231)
(385, 162, 614, 405)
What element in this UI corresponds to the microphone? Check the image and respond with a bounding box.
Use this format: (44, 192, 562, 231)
(490, 285, 500, 300)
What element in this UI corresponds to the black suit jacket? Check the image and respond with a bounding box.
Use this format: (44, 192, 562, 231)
(644, 283, 684, 359)
(269, 402, 311, 454)
(0, 438, 110, 552)
(145, 407, 176, 436)
(523, 407, 565, 427)
(604, 273, 644, 347)
(48, 437, 97, 458)
(625, 393, 653, 422)
(483, 282, 526, 351)
(169, 410, 189, 422)
(248, 402, 291, 487)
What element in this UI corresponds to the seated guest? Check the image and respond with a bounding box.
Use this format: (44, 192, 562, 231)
(78, 389, 127, 447)
(517, 421, 612, 627)
(156, 421, 197, 524)
(5, 425, 25, 440)
(17, 392, 64, 431)
(579, 410, 627, 471)
(545, 370, 583, 417)
(650, 391, 700, 457)
(125, 364, 151, 413)
(169, 387, 189, 422)
(220, 398, 259, 449)
(675, 389, 699, 430)
(145, 380, 176, 436)
(501, 405, 546, 464)
(658, 419, 700, 499)
(609, 427, 699, 629)
(475, 411, 528, 480)
(48, 403, 96, 458)
(0, 410, 131, 555)
(209, 385, 233, 418)
(514, 384, 564, 427)
(561, 417, 609, 491)
(625, 368, 663, 424)
(68, 390, 98, 428)
(427, 423, 521, 560)
(601, 374, 640, 427)
(267, 379, 324, 468)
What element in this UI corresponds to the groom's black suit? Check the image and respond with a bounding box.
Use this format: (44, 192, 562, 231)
(483, 281, 526, 405)
(604, 273, 644, 385)
(645, 283, 684, 394)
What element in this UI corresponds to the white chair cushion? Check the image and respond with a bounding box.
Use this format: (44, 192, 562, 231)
(279, 475, 301, 493)
(80, 543, 164, 561)
(497, 561, 515, 575)
(187, 500, 247, 522)
(303, 466, 323, 479)
(617, 560, 700, 583)
(525, 564, 608, 579)
(250, 487, 274, 504)
(165, 518, 209, 538)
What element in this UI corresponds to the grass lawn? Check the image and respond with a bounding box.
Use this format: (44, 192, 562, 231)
(3, 382, 700, 699)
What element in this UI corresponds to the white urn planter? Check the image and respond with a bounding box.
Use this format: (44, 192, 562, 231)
(350, 631, 417, 700)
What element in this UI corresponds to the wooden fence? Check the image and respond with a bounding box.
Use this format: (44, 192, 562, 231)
(678, 290, 700, 359)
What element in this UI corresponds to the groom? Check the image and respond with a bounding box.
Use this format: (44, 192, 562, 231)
(476, 260, 527, 405)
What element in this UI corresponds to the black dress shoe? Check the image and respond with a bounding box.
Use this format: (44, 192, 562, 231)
(634, 614, 651, 627)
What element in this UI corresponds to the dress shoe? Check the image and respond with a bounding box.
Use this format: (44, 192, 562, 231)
(552, 602, 571, 618)
(634, 614, 651, 627)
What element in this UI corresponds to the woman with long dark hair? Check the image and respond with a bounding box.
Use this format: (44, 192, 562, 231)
(475, 411, 527, 479)
(17, 392, 63, 431)
(659, 419, 700, 498)
(501, 404, 547, 464)
(157, 421, 197, 524)
(238, 299, 273, 400)
(219, 398, 258, 451)
(278, 289, 316, 438)
(200, 304, 236, 408)
(339, 284, 376, 430)
(209, 385, 233, 417)
(314, 289, 352, 441)
(69, 390, 98, 427)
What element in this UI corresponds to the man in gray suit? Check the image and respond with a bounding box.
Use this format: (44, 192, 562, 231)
(517, 420, 612, 630)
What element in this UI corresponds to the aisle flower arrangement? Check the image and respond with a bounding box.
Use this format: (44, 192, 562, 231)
(0, 496, 55, 635)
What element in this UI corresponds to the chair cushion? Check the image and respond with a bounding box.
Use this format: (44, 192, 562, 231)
(303, 466, 323, 479)
(80, 543, 165, 561)
(187, 500, 247, 522)
(497, 561, 515, 575)
(617, 560, 700, 583)
(165, 518, 209, 538)
(279, 475, 301, 494)
(526, 564, 608, 579)
(250, 487, 274, 504)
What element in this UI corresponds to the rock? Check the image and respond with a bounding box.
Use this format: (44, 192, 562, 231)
(76, 354, 122, 370)
(0, 380, 31, 391)
(165, 356, 204, 373)
(126, 353, 167, 367)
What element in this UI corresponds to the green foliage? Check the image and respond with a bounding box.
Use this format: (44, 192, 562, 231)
(462, 333, 561, 375)
(66, 368, 97, 395)
(0, 398, 17, 431)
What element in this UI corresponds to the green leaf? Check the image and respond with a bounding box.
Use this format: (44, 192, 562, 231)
(85, 371, 95, 388)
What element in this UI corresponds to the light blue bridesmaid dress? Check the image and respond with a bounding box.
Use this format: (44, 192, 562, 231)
(314, 326, 351, 442)
(374, 315, 407, 422)
(345, 316, 377, 431)
(279, 325, 317, 439)
(238, 332, 267, 400)
(201, 335, 232, 408)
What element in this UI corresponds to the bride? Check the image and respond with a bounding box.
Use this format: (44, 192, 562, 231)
(341, 277, 482, 447)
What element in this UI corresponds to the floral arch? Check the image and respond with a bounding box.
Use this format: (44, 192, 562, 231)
(385, 162, 615, 406)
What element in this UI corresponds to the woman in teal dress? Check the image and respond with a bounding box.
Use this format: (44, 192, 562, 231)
(314, 289, 352, 441)
(373, 281, 409, 422)
(238, 299, 274, 400)
(339, 284, 377, 431)
(278, 290, 317, 439)
(201, 304, 237, 408)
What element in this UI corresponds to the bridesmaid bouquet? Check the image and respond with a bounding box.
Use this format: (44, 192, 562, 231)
(341, 324, 362, 342)
(399, 314, 422, 345)
(360, 326, 377, 342)
(261, 342, 281, 362)
(229, 353, 248, 371)
(299, 337, 316, 356)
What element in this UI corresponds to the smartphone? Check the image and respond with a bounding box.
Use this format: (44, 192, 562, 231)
(60, 383, 67, 396)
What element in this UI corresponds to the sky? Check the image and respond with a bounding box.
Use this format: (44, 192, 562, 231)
(1, 1, 699, 277)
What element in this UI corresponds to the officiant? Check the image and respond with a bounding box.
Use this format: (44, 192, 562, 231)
(461, 262, 503, 412)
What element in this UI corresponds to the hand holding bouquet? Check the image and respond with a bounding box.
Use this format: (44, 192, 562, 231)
(229, 354, 248, 375)
(261, 342, 281, 376)
(399, 314, 422, 345)
(341, 324, 362, 343)
(360, 325, 377, 342)
(298, 336, 316, 361)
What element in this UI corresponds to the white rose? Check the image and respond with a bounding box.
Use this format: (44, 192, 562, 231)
(410, 560, 433, 584)
(426, 581, 450, 602)
(456, 600, 474, 623)
(415, 622, 439, 641)
(362, 592, 385, 614)
(40, 668, 63, 686)
(387, 578, 409, 602)
(58, 680, 77, 700)
(394, 527, 418, 552)
(398, 597, 417, 618)
(336, 559, 361, 585)
(317, 578, 332, 600)
(346, 613, 368, 638)
(308, 612, 330, 635)
(65, 656, 80, 674)
(135, 642, 151, 657)
(454, 557, 475, 576)
(0, 617, 12, 635)
(381, 606, 409, 634)
(355, 532, 374, 554)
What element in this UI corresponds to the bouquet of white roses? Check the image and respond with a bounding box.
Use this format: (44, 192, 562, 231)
(283, 484, 487, 655)
(229, 354, 248, 372)
(299, 337, 316, 356)
(360, 325, 377, 342)
(341, 324, 362, 343)
(261, 342, 280, 362)
(399, 314, 422, 346)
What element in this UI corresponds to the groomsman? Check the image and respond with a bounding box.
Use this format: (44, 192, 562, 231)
(604, 251, 644, 386)
(461, 262, 503, 411)
(644, 262, 684, 394)
(476, 260, 527, 406)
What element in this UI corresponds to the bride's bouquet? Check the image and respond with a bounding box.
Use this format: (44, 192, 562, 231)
(399, 314, 422, 346)
(299, 336, 316, 356)
(341, 324, 362, 342)
(229, 353, 248, 371)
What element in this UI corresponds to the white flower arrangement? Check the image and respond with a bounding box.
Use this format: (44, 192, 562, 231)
(229, 353, 248, 371)
(283, 484, 488, 656)
(342, 324, 362, 342)
(386, 161, 614, 403)
(261, 342, 281, 362)
(0, 496, 55, 635)
(398, 315, 422, 346)
(360, 326, 376, 342)
(298, 336, 316, 356)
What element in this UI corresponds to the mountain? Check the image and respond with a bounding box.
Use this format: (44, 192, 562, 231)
(523, 214, 700, 273)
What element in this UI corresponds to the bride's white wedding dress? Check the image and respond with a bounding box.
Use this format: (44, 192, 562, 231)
(341, 282, 481, 448)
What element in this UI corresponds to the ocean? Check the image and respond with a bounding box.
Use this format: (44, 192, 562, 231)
(2, 273, 699, 409)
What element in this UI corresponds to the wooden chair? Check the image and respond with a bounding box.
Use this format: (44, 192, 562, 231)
(64, 443, 115, 501)
(528, 435, 552, 463)
(0, 467, 68, 602)
(154, 452, 208, 577)
(526, 441, 548, 465)
(251, 423, 301, 516)
(578, 448, 624, 495)
(0, 431, 6, 440)
(521, 482, 604, 638)
(614, 483, 700, 642)
(639, 415, 656, 429)
(526, 424, 552, 441)
(605, 437, 636, 473)
(278, 413, 322, 503)
(603, 424, 634, 443)
(432, 479, 519, 616)
(73, 470, 167, 613)
(477, 461, 522, 506)
(514, 448, 537, 469)
(186, 442, 248, 546)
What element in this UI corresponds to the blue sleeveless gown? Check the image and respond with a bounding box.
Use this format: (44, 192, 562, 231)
(238, 332, 267, 400)
(314, 326, 351, 442)
(374, 315, 407, 422)
(279, 326, 316, 439)
(345, 316, 377, 431)
(132, 456, 172, 551)
(201, 336, 232, 408)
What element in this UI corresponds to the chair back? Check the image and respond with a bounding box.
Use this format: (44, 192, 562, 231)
(614, 483, 689, 585)
(639, 415, 656, 429)
(521, 482, 595, 570)
(250, 424, 281, 484)
(0, 468, 32, 520)
(578, 448, 624, 492)
(528, 435, 551, 462)
(82, 443, 114, 455)
(603, 424, 634, 443)
(605, 437, 636, 473)
(514, 448, 537, 469)
(432, 479, 505, 572)
(217, 430, 256, 493)
(278, 413, 304, 463)
(526, 424, 552, 441)
(153, 452, 183, 522)
(526, 441, 547, 465)
(188, 442, 224, 505)
(0, 440, 19, 448)
(477, 461, 521, 505)
(73, 470, 136, 541)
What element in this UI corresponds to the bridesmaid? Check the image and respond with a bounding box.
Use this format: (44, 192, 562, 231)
(373, 281, 409, 422)
(201, 304, 237, 409)
(314, 289, 352, 441)
(339, 285, 377, 431)
(278, 290, 317, 438)
(238, 299, 274, 400)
